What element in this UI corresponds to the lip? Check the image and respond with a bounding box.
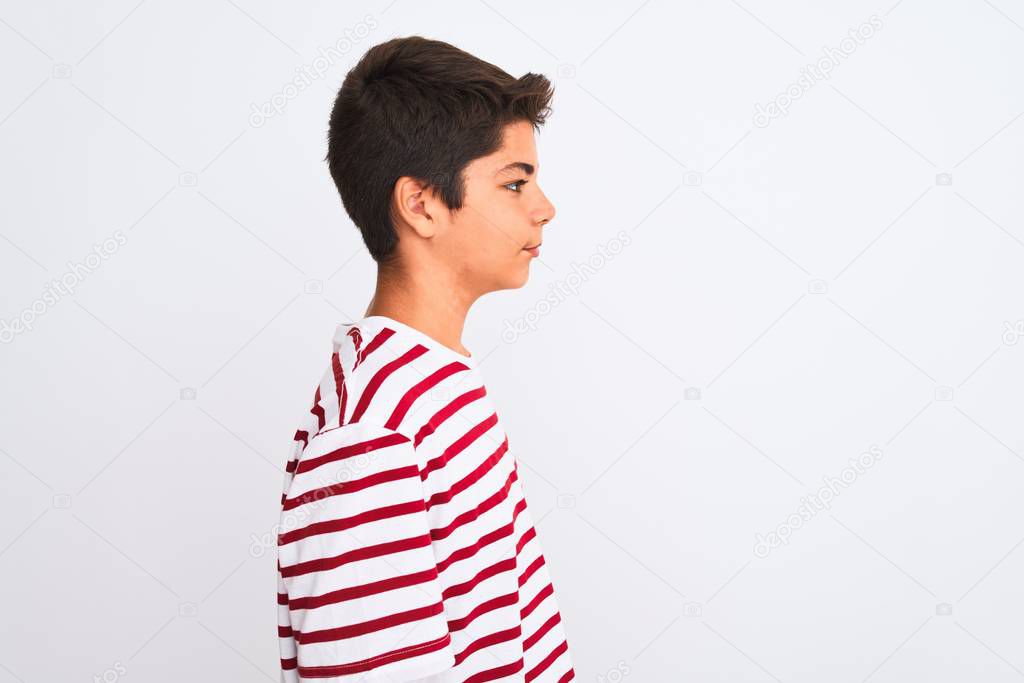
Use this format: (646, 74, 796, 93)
(523, 242, 542, 257)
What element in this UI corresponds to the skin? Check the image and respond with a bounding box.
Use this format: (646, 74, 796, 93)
(364, 119, 556, 358)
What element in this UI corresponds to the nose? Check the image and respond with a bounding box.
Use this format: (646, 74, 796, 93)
(536, 188, 556, 226)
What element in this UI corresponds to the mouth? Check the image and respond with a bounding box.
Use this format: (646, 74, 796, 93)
(522, 241, 542, 257)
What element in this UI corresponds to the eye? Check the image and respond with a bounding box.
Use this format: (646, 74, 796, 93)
(504, 179, 529, 193)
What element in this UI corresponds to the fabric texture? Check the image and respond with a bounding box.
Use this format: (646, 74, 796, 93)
(277, 315, 575, 682)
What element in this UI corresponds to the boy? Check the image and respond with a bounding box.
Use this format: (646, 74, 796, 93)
(276, 36, 574, 682)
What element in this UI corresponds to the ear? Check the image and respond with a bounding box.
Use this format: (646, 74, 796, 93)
(392, 176, 440, 240)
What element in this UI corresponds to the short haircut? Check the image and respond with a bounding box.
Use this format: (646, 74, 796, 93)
(325, 36, 554, 264)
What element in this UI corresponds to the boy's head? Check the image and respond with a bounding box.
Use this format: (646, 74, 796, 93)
(326, 36, 556, 293)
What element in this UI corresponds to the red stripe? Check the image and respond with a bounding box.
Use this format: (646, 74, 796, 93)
(295, 600, 445, 644)
(523, 612, 562, 652)
(431, 468, 517, 542)
(280, 533, 433, 578)
(294, 431, 409, 475)
(297, 632, 451, 677)
(278, 499, 427, 546)
(519, 554, 545, 587)
(280, 656, 297, 670)
(448, 590, 518, 632)
(521, 582, 554, 621)
(444, 557, 517, 600)
(286, 430, 307, 475)
(349, 344, 429, 424)
(278, 624, 292, 637)
(436, 499, 526, 574)
(558, 667, 576, 682)
(525, 638, 569, 682)
(437, 520, 515, 574)
(426, 437, 509, 511)
(517, 525, 537, 555)
(311, 387, 325, 430)
(277, 591, 289, 605)
(465, 657, 525, 682)
(385, 360, 469, 431)
(423, 413, 499, 477)
(288, 567, 438, 611)
(332, 351, 347, 428)
(414, 386, 487, 447)
(348, 326, 364, 368)
(282, 464, 420, 511)
(355, 327, 389, 368)
(454, 625, 521, 665)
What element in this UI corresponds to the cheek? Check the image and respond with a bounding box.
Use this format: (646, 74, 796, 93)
(469, 205, 525, 254)
(494, 202, 534, 244)
(444, 213, 505, 268)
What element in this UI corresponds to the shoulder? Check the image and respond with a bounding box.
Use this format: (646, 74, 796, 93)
(306, 420, 413, 459)
(339, 351, 475, 436)
(293, 420, 422, 483)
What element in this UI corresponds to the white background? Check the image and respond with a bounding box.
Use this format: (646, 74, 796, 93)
(1, 1, 1023, 681)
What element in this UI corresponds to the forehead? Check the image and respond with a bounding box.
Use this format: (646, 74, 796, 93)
(495, 120, 537, 160)
(466, 121, 538, 177)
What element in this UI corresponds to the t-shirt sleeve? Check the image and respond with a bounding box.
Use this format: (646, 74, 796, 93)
(277, 421, 455, 681)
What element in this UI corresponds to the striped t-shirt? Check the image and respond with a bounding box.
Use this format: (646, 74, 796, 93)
(276, 315, 575, 681)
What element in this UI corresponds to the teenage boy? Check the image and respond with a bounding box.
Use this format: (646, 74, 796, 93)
(275, 36, 574, 682)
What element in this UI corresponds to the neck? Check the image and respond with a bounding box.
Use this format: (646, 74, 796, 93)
(364, 261, 476, 357)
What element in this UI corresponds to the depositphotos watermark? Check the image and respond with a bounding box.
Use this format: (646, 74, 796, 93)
(249, 444, 383, 558)
(753, 14, 883, 128)
(501, 229, 633, 343)
(753, 444, 883, 558)
(92, 661, 127, 683)
(596, 660, 631, 683)
(248, 14, 379, 128)
(1002, 319, 1024, 345)
(1, 230, 128, 344)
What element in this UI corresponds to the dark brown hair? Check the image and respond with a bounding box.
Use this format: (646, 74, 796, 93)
(325, 36, 554, 264)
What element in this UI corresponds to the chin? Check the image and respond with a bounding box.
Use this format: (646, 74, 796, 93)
(489, 266, 531, 292)
(510, 264, 532, 289)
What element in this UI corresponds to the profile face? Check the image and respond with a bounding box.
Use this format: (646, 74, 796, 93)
(442, 120, 556, 292)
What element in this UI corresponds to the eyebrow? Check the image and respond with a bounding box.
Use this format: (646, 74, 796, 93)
(495, 161, 535, 177)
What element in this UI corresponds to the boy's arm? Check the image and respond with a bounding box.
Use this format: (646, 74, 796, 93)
(278, 421, 454, 681)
